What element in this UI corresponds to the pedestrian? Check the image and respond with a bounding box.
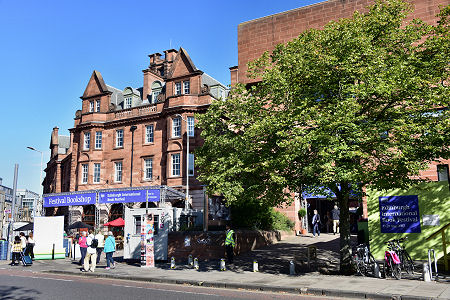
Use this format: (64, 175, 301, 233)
(331, 205, 340, 235)
(103, 231, 116, 270)
(83, 230, 97, 272)
(25, 232, 35, 259)
(10, 236, 22, 266)
(95, 230, 105, 264)
(312, 210, 321, 237)
(78, 231, 88, 265)
(224, 224, 235, 264)
(19, 232, 27, 252)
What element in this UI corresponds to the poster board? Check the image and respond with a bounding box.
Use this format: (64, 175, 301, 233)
(33, 216, 65, 259)
(141, 214, 155, 268)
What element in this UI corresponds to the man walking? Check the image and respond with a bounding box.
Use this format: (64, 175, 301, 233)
(331, 205, 340, 235)
(312, 210, 321, 237)
(83, 230, 97, 272)
(224, 224, 235, 264)
(95, 230, 105, 264)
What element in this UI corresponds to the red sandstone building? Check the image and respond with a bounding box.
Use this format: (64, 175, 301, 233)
(230, 0, 450, 232)
(44, 48, 227, 226)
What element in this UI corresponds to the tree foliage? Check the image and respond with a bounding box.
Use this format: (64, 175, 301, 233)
(196, 0, 449, 273)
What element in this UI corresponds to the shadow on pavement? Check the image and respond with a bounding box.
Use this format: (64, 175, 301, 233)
(0, 286, 40, 300)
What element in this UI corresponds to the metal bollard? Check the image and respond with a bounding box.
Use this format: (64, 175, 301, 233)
(423, 262, 431, 282)
(290, 260, 296, 275)
(194, 258, 199, 270)
(220, 258, 226, 271)
(253, 260, 259, 272)
(170, 257, 176, 269)
(188, 254, 193, 267)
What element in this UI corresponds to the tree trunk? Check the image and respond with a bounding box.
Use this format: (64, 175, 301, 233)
(337, 193, 353, 275)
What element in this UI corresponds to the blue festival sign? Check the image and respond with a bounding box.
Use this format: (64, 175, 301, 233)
(379, 195, 421, 233)
(44, 192, 96, 207)
(99, 189, 160, 204)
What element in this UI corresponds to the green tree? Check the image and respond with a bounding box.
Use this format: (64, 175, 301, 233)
(196, 0, 449, 274)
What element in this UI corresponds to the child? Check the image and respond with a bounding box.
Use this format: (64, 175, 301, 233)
(10, 236, 22, 266)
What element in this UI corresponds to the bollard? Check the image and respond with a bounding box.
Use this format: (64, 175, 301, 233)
(290, 260, 296, 275)
(423, 262, 431, 282)
(253, 260, 259, 272)
(194, 258, 199, 270)
(374, 262, 381, 278)
(170, 257, 176, 269)
(220, 258, 226, 271)
(188, 254, 193, 267)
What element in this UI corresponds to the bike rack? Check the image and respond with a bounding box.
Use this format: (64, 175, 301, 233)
(428, 249, 438, 280)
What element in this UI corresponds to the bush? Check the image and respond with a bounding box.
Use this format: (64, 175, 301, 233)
(298, 208, 307, 219)
(230, 200, 294, 231)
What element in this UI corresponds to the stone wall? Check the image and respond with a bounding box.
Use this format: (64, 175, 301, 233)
(168, 230, 294, 260)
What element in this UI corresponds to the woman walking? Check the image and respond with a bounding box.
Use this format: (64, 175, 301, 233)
(78, 231, 88, 265)
(25, 232, 35, 259)
(103, 231, 116, 270)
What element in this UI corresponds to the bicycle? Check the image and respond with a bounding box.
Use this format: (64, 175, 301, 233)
(384, 240, 401, 279)
(394, 237, 415, 274)
(352, 243, 377, 276)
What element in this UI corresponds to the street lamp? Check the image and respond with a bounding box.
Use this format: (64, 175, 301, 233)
(175, 114, 190, 211)
(27, 146, 43, 218)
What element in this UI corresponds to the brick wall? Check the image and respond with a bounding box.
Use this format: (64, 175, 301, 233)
(236, 0, 449, 85)
(168, 230, 294, 260)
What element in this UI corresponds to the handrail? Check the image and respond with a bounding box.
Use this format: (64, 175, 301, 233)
(425, 222, 449, 272)
(426, 222, 450, 241)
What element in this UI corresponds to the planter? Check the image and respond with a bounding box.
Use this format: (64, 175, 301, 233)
(301, 228, 307, 235)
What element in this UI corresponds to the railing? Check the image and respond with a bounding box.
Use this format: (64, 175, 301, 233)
(114, 104, 158, 119)
(426, 222, 450, 271)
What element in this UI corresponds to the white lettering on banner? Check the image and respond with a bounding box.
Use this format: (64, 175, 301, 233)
(48, 195, 93, 205)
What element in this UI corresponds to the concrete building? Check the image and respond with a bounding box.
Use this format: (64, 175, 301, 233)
(43, 48, 228, 227)
(16, 189, 39, 222)
(230, 0, 450, 232)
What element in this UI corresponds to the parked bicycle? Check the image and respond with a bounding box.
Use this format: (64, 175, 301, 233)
(352, 243, 377, 276)
(384, 240, 402, 279)
(393, 237, 415, 274)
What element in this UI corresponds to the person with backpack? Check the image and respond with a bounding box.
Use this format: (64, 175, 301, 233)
(312, 210, 321, 237)
(82, 230, 98, 272)
(10, 236, 22, 266)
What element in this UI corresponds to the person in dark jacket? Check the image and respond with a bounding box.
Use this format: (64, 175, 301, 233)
(312, 210, 321, 237)
(331, 205, 340, 235)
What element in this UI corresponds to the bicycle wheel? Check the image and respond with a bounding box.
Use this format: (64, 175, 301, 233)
(390, 256, 402, 280)
(354, 255, 366, 276)
(385, 256, 401, 279)
(367, 253, 377, 276)
(402, 251, 414, 274)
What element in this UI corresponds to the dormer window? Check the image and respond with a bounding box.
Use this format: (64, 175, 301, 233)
(183, 80, 190, 94)
(89, 101, 94, 112)
(125, 97, 132, 109)
(151, 81, 163, 104)
(95, 99, 101, 112)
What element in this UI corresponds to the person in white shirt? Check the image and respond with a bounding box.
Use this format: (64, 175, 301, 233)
(95, 231, 105, 264)
(83, 230, 97, 272)
(19, 232, 27, 252)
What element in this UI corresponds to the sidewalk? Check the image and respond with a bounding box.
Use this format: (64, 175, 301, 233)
(0, 234, 449, 299)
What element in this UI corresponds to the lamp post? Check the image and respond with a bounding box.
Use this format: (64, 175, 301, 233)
(27, 146, 43, 218)
(175, 114, 190, 211)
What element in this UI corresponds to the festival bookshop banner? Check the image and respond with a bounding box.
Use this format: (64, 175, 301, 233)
(43, 192, 96, 207)
(379, 195, 421, 233)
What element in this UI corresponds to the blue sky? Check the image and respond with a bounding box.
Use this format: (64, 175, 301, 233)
(0, 0, 320, 193)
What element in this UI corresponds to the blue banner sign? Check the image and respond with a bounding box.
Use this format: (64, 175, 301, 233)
(99, 189, 160, 204)
(44, 192, 96, 207)
(379, 195, 421, 233)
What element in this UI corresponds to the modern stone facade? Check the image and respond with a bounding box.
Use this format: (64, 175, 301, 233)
(44, 48, 227, 227)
